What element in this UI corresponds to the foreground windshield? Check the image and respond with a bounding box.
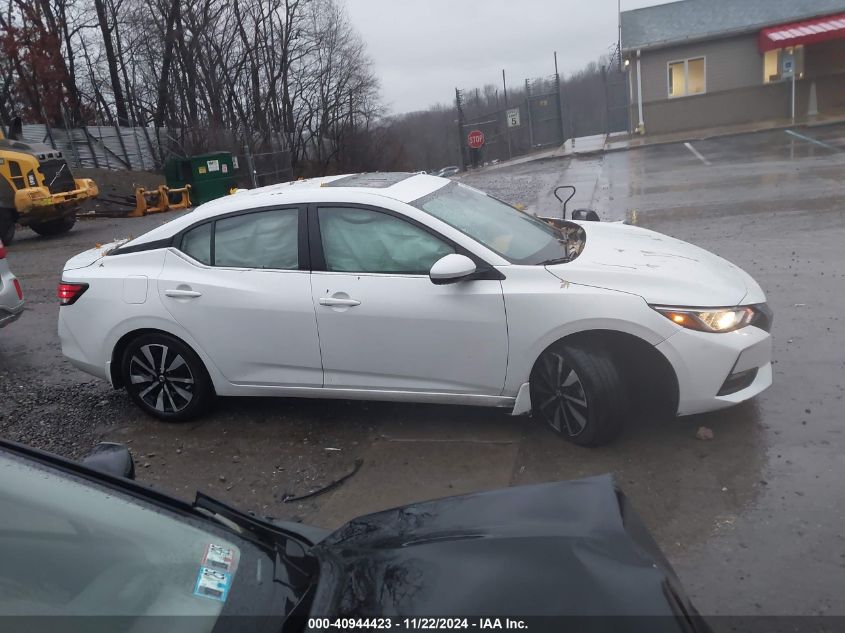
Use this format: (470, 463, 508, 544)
(412, 182, 570, 265)
(0, 452, 262, 625)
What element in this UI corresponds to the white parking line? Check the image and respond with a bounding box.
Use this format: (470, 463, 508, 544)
(683, 142, 711, 165)
(785, 129, 840, 151)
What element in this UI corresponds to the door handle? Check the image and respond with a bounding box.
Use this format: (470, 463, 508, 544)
(319, 297, 361, 307)
(165, 289, 202, 298)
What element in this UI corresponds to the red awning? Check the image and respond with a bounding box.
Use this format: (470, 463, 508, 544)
(759, 12, 845, 52)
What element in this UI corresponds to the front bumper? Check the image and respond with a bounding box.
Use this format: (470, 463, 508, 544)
(657, 324, 773, 416)
(14, 179, 99, 218)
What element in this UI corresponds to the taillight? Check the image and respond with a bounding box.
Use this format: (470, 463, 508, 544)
(57, 282, 88, 305)
(0, 243, 6, 259)
(13, 279, 23, 300)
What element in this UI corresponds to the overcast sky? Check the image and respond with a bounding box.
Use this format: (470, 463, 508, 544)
(345, 0, 672, 115)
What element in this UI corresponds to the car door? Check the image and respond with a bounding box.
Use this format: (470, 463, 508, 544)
(158, 206, 323, 387)
(310, 204, 508, 395)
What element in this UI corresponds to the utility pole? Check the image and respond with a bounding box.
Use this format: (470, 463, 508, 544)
(525, 78, 534, 149)
(502, 69, 512, 160)
(555, 51, 565, 144)
(618, 0, 623, 72)
(455, 88, 466, 171)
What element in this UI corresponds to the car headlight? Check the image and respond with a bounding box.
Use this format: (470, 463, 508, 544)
(653, 306, 756, 333)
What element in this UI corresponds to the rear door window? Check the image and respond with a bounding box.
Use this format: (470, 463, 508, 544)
(181, 223, 212, 265)
(214, 210, 298, 269)
(179, 209, 299, 269)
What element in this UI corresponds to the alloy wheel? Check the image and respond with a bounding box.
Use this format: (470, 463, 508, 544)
(128, 344, 195, 414)
(533, 351, 589, 437)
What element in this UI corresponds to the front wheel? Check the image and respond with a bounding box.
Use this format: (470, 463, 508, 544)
(30, 214, 76, 237)
(0, 210, 16, 244)
(120, 333, 214, 421)
(530, 341, 628, 447)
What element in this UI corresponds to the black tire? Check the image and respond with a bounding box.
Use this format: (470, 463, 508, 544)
(530, 340, 628, 447)
(120, 332, 214, 422)
(30, 214, 77, 237)
(0, 210, 16, 244)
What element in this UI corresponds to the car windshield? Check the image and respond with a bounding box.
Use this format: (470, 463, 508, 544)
(412, 181, 572, 265)
(0, 450, 281, 627)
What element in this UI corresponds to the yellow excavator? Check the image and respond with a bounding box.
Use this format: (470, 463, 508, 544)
(0, 118, 98, 244)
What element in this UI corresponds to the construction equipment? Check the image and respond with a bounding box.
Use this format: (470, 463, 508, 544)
(129, 185, 191, 217)
(0, 118, 98, 243)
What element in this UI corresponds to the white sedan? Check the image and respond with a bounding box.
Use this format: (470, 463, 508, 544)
(58, 173, 772, 446)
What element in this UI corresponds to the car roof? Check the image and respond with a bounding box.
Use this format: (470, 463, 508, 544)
(122, 172, 451, 248)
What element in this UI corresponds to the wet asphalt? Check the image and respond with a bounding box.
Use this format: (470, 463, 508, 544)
(1, 123, 844, 617)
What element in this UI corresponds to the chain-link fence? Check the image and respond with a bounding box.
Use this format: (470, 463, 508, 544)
(456, 74, 566, 169)
(455, 50, 631, 167)
(235, 148, 294, 188)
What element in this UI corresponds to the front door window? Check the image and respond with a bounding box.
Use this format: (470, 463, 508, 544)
(318, 207, 453, 275)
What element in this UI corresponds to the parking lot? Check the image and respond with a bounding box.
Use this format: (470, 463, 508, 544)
(2, 123, 845, 617)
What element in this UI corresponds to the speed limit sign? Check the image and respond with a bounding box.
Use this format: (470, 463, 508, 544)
(507, 108, 521, 128)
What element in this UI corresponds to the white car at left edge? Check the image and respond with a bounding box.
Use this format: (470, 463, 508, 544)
(57, 172, 772, 446)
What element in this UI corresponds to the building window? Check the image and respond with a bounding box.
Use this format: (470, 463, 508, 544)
(763, 46, 805, 83)
(668, 57, 706, 98)
(764, 50, 780, 83)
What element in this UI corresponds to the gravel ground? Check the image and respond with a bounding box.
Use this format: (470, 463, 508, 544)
(3, 125, 845, 615)
(0, 377, 125, 458)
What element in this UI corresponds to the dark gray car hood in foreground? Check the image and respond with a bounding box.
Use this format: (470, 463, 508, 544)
(308, 475, 707, 628)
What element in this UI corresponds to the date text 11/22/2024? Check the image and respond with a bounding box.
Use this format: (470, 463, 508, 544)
(307, 618, 528, 630)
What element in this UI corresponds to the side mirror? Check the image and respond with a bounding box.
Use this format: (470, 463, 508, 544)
(81, 442, 136, 479)
(572, 209, 600, 222)
(429, 254, 477, 285)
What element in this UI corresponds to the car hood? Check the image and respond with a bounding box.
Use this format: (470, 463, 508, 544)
(547, 222, 762, 306)
(63, 240, 129, 271)
(307, 476, 704, 624)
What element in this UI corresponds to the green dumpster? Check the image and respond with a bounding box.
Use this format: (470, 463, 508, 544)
(164, 152, 239, 206)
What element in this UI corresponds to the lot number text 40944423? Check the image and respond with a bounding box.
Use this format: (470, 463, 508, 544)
(307, 618, 528, 630)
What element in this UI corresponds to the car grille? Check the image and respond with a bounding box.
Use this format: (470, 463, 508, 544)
(38, 159, 76, 194)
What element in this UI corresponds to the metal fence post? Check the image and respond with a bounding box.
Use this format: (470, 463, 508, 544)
(525, 79, 535, 149)
(502, 70, 512, 160)
(60, 110, 82, 169)
(244, 145, 258, 188)
(133, 127, 146, 171)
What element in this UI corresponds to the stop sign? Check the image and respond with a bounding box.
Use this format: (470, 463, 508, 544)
(467, 129, 485, 149)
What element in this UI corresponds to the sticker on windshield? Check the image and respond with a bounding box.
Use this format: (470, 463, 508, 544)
(202, 543, 237, 573)
(194, 567, 232, 602)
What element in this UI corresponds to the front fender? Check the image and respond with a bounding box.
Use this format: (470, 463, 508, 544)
(500, 268, 678, 395)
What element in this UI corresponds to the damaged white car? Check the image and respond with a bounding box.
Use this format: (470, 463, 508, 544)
(58, 173, 772, 446)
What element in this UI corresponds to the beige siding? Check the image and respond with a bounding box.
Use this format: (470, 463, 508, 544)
(628, 36, 845, 135)
(636, 83, 790, 135)
(639, 34, 763, 103)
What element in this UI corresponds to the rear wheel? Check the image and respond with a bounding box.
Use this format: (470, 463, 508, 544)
(530, 341, 628, 447)
(30, 214, 76, 237)
(0, 210, 16, 244)
(120, 333, 214, 422)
